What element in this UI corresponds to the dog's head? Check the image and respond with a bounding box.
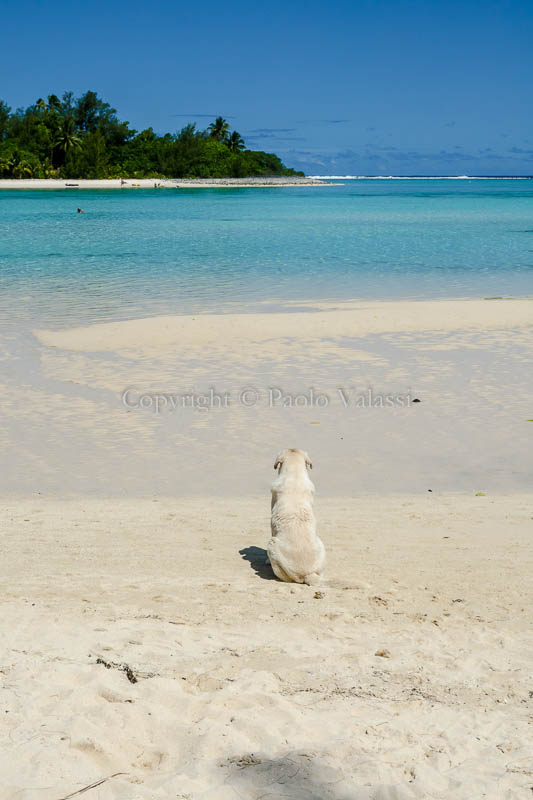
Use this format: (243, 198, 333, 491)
(274, 448, 313, 472)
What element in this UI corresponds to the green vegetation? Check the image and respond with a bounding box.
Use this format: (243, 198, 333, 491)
(0, 92, 304, 179)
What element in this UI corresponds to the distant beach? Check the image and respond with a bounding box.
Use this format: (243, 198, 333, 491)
(0, 176, 330, 190)
(3, 176, 533, 190)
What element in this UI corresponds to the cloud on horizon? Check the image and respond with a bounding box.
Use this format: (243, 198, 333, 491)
(247, 128, 297, 135)
(294, 119, 351, 125)
(275, 144, 533, 175)
(246, 136, 306, 143)
(245, 128, 305, 142)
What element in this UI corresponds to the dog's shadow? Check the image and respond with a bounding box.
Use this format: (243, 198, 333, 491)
(239, 546, 277, 580)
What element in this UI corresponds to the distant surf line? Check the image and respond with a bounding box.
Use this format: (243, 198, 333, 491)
(309, 175, 533, 180)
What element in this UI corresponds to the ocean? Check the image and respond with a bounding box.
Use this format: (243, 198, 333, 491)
(1, 179, 532, 329)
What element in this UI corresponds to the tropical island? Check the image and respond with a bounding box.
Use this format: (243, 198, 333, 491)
(0, 91, 305, 180)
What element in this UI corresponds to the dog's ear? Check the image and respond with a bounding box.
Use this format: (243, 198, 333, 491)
(305, 453, 313, 470)
(274, 451, 285, 470)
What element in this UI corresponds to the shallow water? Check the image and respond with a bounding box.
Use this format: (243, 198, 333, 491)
(1, 179, 532, 329)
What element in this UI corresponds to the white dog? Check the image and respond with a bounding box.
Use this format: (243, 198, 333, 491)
(267, 449, 326, 585)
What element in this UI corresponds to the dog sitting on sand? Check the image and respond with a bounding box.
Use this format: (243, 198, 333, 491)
(267, 449, 326, 585)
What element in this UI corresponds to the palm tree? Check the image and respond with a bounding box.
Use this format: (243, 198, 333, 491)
(226, 130, 245, 153)
(54, 118, 82, 155)
(0, 152, 14, 176)
(40, 158, 57, 178)
(12, 157, 35, 178)
(208, 116, 230, 141)
(47, 94, 62, 114)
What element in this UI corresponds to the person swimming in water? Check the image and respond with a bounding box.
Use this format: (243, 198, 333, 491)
(77, 207, 84, 213)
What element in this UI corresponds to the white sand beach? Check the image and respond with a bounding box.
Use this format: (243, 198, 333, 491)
(2, 298, 532, 798)
(35, 298, 533, 352)
(0, 177, 330, 190)
(1, 493, 532, 799)
(2, 298, 530, 495)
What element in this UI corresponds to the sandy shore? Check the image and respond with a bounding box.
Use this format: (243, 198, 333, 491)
(35, 298, 533, 352)
(1, 493, 532, 799)
(1, 298, 532, 495)
(0, 177, 330, 190)
(2, 297, 533, 797)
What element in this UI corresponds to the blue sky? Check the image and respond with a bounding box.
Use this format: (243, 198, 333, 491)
(2, 0, 532, 175)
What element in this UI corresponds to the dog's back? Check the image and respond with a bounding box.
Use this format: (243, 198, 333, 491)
(268, 449, 326, 585)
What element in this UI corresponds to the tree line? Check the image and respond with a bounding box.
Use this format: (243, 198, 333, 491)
(0, 91, 303, 179)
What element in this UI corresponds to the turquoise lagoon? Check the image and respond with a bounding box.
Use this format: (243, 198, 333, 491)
(1, 179, 532, 328)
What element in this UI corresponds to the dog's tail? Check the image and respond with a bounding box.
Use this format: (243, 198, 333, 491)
(303, 572, 322, 586)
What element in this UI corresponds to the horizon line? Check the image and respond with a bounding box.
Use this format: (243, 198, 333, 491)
(309, 175, 533, 180)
